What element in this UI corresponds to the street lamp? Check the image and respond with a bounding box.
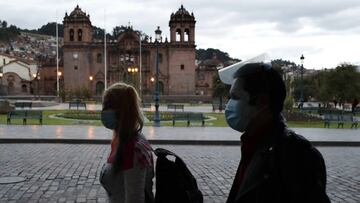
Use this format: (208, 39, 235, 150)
(154, 26, 162, 127)
(33, 72, 40, 100)
(121, 54, 135, 83)
(0, 72, 3, 95)
(300, 54, 305, 106)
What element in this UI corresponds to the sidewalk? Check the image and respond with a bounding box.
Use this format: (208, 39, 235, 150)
(0, 125, 359, 146)
(29, 102, 215, 113)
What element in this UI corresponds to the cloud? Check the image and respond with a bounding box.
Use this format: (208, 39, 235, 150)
(1, 0, 360, 68)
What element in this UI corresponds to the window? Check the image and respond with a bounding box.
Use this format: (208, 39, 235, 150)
(176, 29, 181, 42)
(78, 29, 83, 41)
(22, 84, 27, 93)
(74, 65, 78, 70)
(70, 29, 74, 41)
(184, 29, 190, 42)
(181, 64, 184, 70)
(97, 53, 102, 63)
(158, 53, 163, 63)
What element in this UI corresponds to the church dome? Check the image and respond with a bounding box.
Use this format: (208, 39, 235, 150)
(64, 5, 90, 22)
(170, 5, 195, 22)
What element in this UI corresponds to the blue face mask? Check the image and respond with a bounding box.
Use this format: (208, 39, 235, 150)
(101, 110, 118, 130)
(225, 99, 257, 132)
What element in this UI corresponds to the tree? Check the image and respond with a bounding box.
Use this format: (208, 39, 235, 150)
(293, 63, 360, 106)
(326, 63, 360, 104)
(212, 73, 230, 108)
(1, 21, 7, 28)
(37, 22, 64, 37)
(196, 48, 236, 63)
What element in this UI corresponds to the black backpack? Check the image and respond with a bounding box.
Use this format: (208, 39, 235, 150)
(154, 148, 203, 203)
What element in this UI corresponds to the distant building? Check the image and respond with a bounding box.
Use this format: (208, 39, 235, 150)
(63, 5, 198, 100)
(195, 53, 224, 96)
(0, 53, 38, 95)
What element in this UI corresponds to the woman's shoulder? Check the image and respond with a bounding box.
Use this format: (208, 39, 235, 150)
(133, 133, 153, 169)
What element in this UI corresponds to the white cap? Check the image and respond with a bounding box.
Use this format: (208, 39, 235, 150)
(218, 53, 271, 85)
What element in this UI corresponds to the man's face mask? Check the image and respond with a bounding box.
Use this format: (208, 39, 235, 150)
(225, 79, 258, 132)
(101, 110, 118, 130)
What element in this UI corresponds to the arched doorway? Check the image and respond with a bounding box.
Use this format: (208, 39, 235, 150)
(8, 82, 14, 95)
(21, 84, 27, 93)
(96, 81, 105, 96)
(159, 81, 164, 95)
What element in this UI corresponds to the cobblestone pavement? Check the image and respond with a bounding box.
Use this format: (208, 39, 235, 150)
(0, 144, 359, 203)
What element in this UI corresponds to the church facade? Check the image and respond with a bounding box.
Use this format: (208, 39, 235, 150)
(63, 5, 200, 100)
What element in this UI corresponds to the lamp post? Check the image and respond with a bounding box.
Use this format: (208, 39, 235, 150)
(300, 54, 305, 105)
(0, 72, 3, 95)
(32, 73, 37, 99)
(154, 26, 161, 127)
(127, 67, 138, 88)
(89, 75, 94, 97)
(32, 72, 40, 100)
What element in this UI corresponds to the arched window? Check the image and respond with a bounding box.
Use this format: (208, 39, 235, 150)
(22, 84, 27, 93)
(184, 29, 190, 42)
(176, 29, 181, 42)
(78, 29, 83, 41)
(97, 53, 102, 63)
(8, 82, 14, 95)
(69, 29, 74, 41)
(96, 81, 105, 96)
(158, 53, 163, 63)
(159, 81, 164, 95)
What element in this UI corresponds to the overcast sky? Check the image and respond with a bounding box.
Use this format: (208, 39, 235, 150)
(1, 0, 360, 69)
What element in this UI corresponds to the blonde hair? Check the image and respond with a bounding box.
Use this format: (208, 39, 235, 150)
(103, 82, 143, 133)
(102, 82, 144, 172)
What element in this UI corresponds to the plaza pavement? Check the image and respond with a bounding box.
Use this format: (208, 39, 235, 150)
(0, 103, 359, 202)
(0, 144, 359, 203)
(0, 125, 359, 146)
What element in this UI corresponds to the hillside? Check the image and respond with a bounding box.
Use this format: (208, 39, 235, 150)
(1, 20, 239, 64)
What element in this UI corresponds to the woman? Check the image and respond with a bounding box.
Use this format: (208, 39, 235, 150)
(100, 82, 154, 203)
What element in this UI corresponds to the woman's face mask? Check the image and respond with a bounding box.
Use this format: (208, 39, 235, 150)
(101, 110, 118, 130)
(225, 78, 258, 132)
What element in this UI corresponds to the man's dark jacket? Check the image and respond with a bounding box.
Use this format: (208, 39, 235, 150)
(227, 125, 331, 203)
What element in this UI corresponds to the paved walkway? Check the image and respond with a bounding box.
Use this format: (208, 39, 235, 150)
(0, 144, 359, 203)
(29, 102, 215, 113)
(0, 125, 359, 144)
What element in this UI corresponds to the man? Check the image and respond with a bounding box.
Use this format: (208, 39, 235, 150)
(219, 57, 330, 203)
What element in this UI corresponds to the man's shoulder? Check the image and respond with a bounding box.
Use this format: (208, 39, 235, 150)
(277, 128, 324, 162)
(280, 129, 312, 149)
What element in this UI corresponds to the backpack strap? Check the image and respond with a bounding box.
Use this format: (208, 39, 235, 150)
(154, 148, 178, 158)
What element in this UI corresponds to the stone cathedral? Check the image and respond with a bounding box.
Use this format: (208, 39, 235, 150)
(62, 5, 198, 101)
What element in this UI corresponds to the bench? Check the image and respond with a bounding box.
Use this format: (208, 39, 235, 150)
(167, 104, 184, 112)
(172, 112, 205, 126)
(301, 107, 320, 114)
(14, 102, 32, 109)
(338, 114, 358, 129)
(7, 110, 43, 125)
(69, 100, 87, 110)
(212, 103, 226, 112)
(324, 114, 358, 128)
(142, 103, 152, 109)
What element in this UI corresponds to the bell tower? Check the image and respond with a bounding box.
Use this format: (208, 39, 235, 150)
(63, 5, 92, 44)
(62, 5, 93, 91)
(169, 5, 196, 44)
(166, 5, 197, 95)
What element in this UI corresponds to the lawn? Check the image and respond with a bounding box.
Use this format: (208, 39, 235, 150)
(0, 110, 356, 129)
